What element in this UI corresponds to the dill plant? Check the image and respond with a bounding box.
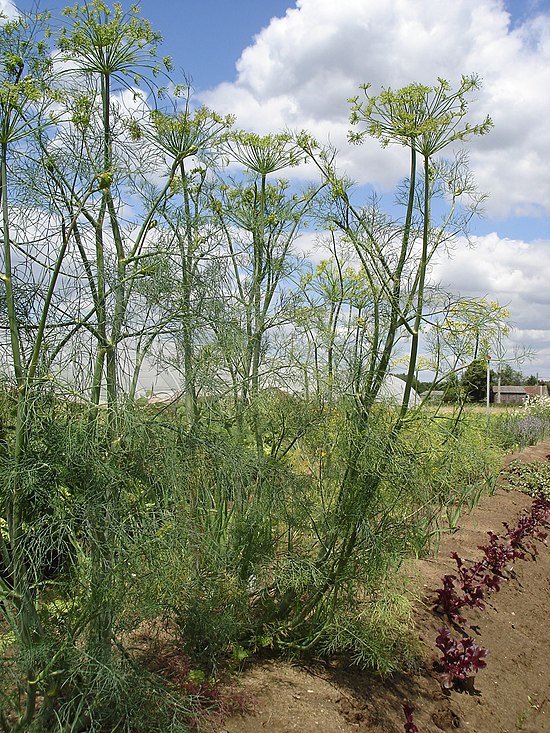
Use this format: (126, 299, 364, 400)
(0, 4, 508, 728)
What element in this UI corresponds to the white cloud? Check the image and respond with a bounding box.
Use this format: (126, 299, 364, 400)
(431, 233, 550, 375)
(0, 0, 17, 17)
(198, 0, 550, 374)
(200, 0, 550, 219)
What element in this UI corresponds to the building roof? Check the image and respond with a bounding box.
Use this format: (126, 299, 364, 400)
(524, 385, 549, 398)
(378, 374, 420, 404)
(492, 385, 526, 394)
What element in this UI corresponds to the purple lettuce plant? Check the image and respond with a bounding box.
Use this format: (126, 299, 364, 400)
(402, 702, 419, 733)
(433, 573, 468, 623)
(432, 494, 550, 695)
(504, 514, 537, 546)
(503, 516, 547, 558)
(452, 553, 498, 597)
(479, 531, 523, 573)
(530, 494, 550, 525)
(433, 552, 502, 622)
(435, 628, 488, 689)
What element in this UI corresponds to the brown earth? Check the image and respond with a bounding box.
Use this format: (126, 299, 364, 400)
(217, 438, 550, 733)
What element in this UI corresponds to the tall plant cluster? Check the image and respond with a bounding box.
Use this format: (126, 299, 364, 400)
(0, 4, 505, 731)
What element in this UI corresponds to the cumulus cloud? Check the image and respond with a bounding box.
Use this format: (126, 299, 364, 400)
(200, 0, 550, 220)
(0, 0, 17, 16)
(199, 0, 550, 374)
(431, 233, 550, 374)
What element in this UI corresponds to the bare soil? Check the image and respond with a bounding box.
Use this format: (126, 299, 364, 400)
(218, 438, 550, 733)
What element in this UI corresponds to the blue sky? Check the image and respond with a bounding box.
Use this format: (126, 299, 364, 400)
(5, 0, 550, 376)
(11, 1, 297, 89)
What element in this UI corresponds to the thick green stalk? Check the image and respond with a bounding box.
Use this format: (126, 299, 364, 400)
(1, 142, 24, 387)
(250, 175, 266, 454)
(399, 152, 430, 421)
(179, 160, 198, 425)
(1, 140, 49, 729)
(90, 195, 108, 408)
(87, 69, 117, 665)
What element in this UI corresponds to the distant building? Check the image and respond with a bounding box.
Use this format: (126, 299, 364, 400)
(145, 391, 182, 408)
(420, 390, 444, 403)
(492, 384, 548, 405)
(377, 374, 420, 405)
(524, 384, 549, 399)
(492, 385, 526, 404)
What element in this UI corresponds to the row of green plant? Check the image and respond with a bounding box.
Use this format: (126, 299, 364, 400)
(502, 460, 550, 498)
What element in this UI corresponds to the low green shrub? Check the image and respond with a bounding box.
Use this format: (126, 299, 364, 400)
(501, 459, 550, 499)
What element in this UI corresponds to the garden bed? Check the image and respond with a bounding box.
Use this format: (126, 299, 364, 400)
(218, 437, 550, 733)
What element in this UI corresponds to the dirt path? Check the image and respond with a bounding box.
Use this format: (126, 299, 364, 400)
(218, 438, 550, 733)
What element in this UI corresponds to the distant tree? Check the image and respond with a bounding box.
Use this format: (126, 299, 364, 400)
(524, 374, 539, 386)
(442, 373, 461, 403)
(462, 358, 488, 401)
(496, 363, 525, 385)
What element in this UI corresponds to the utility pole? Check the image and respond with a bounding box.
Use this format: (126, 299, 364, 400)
(486, 354, 491, 427)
